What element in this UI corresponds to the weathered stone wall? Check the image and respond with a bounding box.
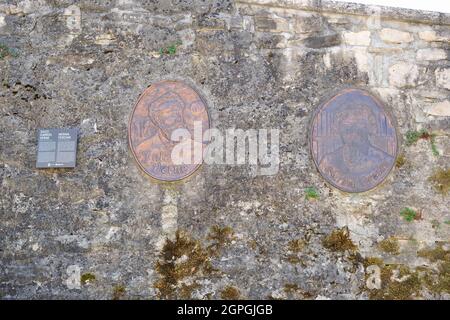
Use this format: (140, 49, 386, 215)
(0, 0, 449, 299)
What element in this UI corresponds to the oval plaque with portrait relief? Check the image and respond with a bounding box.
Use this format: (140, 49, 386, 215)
(310, 88, 398, 193)
(129, 80, 210, 182)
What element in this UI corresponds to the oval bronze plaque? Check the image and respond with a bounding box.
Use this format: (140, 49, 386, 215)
(310, 88, 397, 193)
(129, 80, 210, 181)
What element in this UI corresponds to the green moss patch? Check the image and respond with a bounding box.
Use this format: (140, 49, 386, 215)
(418, 244, 450, 263)
(80, 273, 96, 285)
(429, 168, 450, 195)
(395, 154, 406, 168)
(322, 227, 357, 252)
(112, 285, 126, 300)
(207, 225, 235, 256)
(154, 231, 214, 299)
(285, 239, 307, 265)
(283, 283, 315, 299)
(378, 237, 400, 255)
(221, 286, 241, 300)
(304, 187, 319, 201)
(417, 244, 450, 294)
(369, 265, 421, 300)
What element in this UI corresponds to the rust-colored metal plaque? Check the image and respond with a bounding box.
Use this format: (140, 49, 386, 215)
(129, 80, 209, 181)
(310, 88, 397, 193)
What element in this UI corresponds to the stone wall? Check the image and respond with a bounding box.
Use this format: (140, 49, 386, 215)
(0, 0, 449, 299)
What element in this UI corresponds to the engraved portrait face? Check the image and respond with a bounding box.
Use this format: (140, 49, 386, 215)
(337, 105, 376, 150)
(129, 81, 210, 182)
(310, 89, 398, 193)
(148, 92, 185, 137)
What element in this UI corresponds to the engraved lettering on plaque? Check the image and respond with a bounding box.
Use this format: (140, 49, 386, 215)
(36, 128, 78, 168)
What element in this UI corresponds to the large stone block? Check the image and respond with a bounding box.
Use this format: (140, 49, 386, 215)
(255, 16, 290, 33)
(293, 15, 323, 34)
(303, 33, 340, 48)
(418, 30, 449, 42)
(342, 31, 371, 46)
(389, 62, 419, 88)
(379, 28, 413, 44)
(416, 48, 447, 61)
(424, 100, 450, 116)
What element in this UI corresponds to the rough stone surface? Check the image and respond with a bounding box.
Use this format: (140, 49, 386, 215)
(419, 30, 450, 42)
(417, 48, 448, 61)
(0, 0, 449, 300)
(424, 100, 450, 116)
(389, 62, 419, 88)
(436, 68, 450, 90)
(0, 14, 5, 29)
(343, 31, 371, 46)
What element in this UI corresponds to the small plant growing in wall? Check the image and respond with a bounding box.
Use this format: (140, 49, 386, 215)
(430, 136, 439, 156)
(400, 207, 417, 222)
(159, 41, 182, 56)
(305, 187, 319, 201)
(405, 129, 439, 156)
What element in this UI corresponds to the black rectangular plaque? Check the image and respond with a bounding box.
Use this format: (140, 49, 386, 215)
(36, 128, 78, 168)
